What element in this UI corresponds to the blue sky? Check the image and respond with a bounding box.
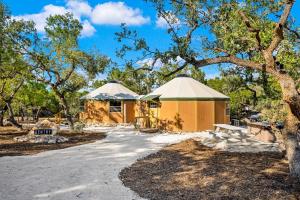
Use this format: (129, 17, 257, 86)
(3, 0, 300, 80)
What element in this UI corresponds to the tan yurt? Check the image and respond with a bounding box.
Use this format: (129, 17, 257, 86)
(142, 75, 230, 132)
(80, 80, 139, 124)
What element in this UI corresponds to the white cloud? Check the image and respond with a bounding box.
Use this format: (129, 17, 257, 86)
(14, 4, 68, 33)
(91, 2, 150, 26)
(137, 58, 163, 69)
(156, 12, 180, 28)
(205, 72, 220, 80)
(137, 56, 185, 70)
(170, 56, 185, 65)
(66, 0, 92, 18)
(14, 1, 95, 37)
(13, 1, 150, 37)
(81, 20, 96, 37)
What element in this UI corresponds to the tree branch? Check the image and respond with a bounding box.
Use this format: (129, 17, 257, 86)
(9, 79, 24, 101)
(266, 0, 295, 54)
(57, 60, 76, 86)
(238, 10, 262, 50)
(184, 55, 264, 72)
(164, 62, 188, 77)
(134, 57, 159, 72)
(284, 24, 300, 40)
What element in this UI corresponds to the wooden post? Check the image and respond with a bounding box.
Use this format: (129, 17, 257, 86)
(123, 101, 127, 123)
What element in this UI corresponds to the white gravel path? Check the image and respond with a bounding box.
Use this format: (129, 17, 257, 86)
(0, 126, 280, 200)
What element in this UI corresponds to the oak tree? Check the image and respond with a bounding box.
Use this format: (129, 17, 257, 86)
(117, 0, 300, 179)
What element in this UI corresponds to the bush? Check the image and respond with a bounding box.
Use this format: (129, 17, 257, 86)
(74, 122, 85, 133)
(255, 99, 287, 123)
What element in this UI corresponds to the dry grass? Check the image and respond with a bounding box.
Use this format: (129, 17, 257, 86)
(120, 139, 300, 200)
(0, 126, 106, 157)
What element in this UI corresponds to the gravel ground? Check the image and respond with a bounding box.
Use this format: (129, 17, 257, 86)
(120, 139, 300, 200)
(0, 126, 210, 200)
(0, 126, 284, 200)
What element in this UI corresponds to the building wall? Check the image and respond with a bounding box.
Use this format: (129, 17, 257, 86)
(157, 101, 179, 131)
(80, 100, 109, 124)
(80, 100, 136, 124)
(80, 99, 230, 130)
(150, 100, 230, 132)
(214, 101, 230, 124)
(109, 110, 123, 123)
(196, 101, 215, 131)
(123, 101, 136, 123)
(177, 101, 197, 131)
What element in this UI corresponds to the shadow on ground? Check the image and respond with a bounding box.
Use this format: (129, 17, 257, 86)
(0, 129, 106, 157)
(120, 139, 300, 200)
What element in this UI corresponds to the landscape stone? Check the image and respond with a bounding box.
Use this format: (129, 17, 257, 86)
(254, 131, 276, 143)
(14, 120, 68, 144)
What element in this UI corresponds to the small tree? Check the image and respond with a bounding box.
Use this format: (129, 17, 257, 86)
(0, 2, 35, 128)
(30, 13, 110, 129)
(106, 65, 156, 94)
(15, 81, 60, 121)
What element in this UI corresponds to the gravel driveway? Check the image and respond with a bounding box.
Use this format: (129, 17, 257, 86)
(0, 126, 207, 200)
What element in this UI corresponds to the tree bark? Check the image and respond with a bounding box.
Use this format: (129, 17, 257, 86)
(53, 88, 74, 130)
(35, 107, 41, 122)
(61, 97, 74, 130)
(20, 107, 25, 122)
(0, 114, 3, 126)
(0, 105, 7, 126)
(6, 101, 22, 129)
(278, 76, 300, 180)
(283, 111, 300, 180)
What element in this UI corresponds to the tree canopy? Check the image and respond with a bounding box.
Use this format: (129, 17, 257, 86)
(116, 0, 300, 179)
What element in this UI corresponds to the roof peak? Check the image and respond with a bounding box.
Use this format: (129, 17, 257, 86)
(175, 74, 191, 78)
(144, 75, 229, 99)
(107, 80, 120, 84)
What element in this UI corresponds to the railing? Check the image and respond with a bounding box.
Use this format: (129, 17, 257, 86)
(232, 119, 240, 127)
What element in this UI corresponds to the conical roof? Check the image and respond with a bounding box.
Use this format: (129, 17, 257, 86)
(144, 76, 229, 100)
(82, 81, 139, 100)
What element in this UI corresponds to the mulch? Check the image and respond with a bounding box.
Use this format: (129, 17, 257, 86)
(119, 139, 300, 200)
(0, 126, 106, 157)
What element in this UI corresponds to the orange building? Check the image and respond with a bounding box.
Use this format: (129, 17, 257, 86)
(142, 75, 230, 132)
(80, 81, 139, 124)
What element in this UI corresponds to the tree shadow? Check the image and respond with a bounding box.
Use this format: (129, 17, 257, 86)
(158, 113, 184, 131)
(0, 131, 106, 157)
(119, 140, 300, 200)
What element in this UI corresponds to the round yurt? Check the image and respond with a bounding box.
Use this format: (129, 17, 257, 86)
(142, 75, 230, 132)
(80, 80, 139, 124)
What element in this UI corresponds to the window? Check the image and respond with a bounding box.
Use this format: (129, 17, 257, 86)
(109, 100, 122, 112)
(79, 100, 85, 112)
(226, 102, 230, 116)
(149, 102, 158, 108)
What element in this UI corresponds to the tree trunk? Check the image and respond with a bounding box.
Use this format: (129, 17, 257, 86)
(35, 107, 41, 122)
(246, 87, 258, 106)
(61, 97, 74, 130)
(278, 77, 300, 180)
(0, 105, 7, 126)
(53, 89, 74, 130)
(261, 65, 271, 97)
(0, 113, 4, 126)
(6, 101, 22, 129)
(283, 112, 300, 180)
(20, 107, 25, 122)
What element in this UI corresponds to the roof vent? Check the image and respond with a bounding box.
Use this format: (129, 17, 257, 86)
(108, 80, 119, 83)
(176, 74, 190, 78)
